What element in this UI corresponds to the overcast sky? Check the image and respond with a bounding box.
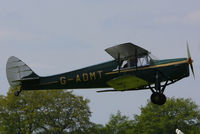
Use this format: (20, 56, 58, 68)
(0, 0, 200, 124)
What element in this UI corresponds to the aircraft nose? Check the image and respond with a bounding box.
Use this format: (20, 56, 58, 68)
(187, 42, 195, 78)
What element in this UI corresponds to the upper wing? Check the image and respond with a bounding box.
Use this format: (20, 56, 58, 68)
(105, 42, 149, 60)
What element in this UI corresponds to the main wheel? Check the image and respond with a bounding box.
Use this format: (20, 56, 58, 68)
(157, 93, 166, 105)
(151, 92, 160, 104)
(151, 93, 166, 105)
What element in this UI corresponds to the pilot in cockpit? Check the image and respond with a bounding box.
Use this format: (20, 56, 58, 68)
(122, 57, 138, 68)
(129, 57, 138, 67)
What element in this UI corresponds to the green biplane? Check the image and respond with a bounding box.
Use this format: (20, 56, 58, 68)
(6, 43, 194, 105)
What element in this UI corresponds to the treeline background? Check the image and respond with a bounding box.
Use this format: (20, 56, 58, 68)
(0, 88, 199, 134)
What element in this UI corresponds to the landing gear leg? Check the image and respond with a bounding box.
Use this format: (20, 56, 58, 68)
(150, 71, 167, 105)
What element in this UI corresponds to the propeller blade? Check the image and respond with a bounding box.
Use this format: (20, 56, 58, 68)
(187, 41, 191, 58)
(190, 62, 195, 78)
(186, 42, 195, 78)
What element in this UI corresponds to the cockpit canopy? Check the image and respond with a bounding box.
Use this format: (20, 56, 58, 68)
(120, 55, 153, 69)
(105, 42, 155, 69)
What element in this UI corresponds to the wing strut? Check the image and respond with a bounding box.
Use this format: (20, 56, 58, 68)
(118, 53, 121, 74)
(135, 47, 138, 70)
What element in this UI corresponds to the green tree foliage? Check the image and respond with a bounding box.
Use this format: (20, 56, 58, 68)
(0, 88, 92, 134)
(91, 111, 135, 134)
(94, 98, 200, 134)
(104, 111, 134, 134)
(1, 87, 199, 134)
(133, 98, 200, 134)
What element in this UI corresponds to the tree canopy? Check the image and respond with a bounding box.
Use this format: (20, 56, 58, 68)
(101, 111, 134, 134)
(133, 98, 200, 134)
(97, 98, 200, 134)
(0, 88, 92, 134)
(0, 87, 199, 134)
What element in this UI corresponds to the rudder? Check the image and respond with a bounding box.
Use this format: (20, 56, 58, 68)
(6, 56, 39, 88)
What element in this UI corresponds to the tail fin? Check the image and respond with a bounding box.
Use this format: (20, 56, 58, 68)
(6, 56, 39, 88)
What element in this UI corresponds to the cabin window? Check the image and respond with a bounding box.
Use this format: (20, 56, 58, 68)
(120, 55, 151, 69)
(137, 55, 151, 67)
(113, 55, 154, 71)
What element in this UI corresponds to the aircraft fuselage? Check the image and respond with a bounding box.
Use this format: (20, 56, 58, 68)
(22, 58, 189, 91)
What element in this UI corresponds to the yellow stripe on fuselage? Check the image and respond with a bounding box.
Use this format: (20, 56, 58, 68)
(105, 59, 188, 75)
(40, 81, 58, 85)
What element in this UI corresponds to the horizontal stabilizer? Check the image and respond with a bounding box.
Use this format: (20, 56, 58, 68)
(12, 77, 40, 82)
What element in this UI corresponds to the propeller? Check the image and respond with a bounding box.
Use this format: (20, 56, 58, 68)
(187, 42, 195, 78)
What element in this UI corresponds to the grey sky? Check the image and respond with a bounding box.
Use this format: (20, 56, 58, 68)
(0, 0, 200, 124)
